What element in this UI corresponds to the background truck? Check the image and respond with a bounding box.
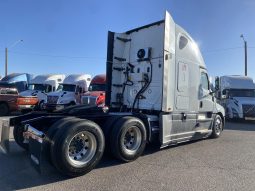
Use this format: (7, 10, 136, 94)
(0, 73, 32, 115)
(45, 74, 91, 111)
(81, 74, 106, 107)
(215, 75, 255, 120)
(17, 74, 65, 112)
(0, 73, 33, 93)
(4, 11, 224, 177)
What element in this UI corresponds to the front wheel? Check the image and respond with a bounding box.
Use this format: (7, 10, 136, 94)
(50, 120, 105, 177)
(211, 114, 224, 138)
(110, 116, 147, 162)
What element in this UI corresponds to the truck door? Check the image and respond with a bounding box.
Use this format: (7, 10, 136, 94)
(198, 69, 214, 128)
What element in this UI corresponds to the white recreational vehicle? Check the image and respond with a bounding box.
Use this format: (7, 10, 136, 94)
(215, 75, 255, 120)
(46, 74, 91, 110)
(17, 74, 65, 111)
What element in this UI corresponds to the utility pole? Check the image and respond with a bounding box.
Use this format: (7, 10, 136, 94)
(5, 47, 8, 76)
(244, 40, 247, 76)
(4, 40, 23, 76)
(240, 34, 248, 76)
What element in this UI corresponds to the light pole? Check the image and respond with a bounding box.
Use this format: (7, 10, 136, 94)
(5, 39, 23, 76)
(240, 34, 247, 76)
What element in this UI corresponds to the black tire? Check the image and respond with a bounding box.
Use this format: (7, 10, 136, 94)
(102, 116, 123, 156)
(110, 116, 147, 162)
(0, 103, 9, 116)
(50, 120, 105, 177)
(13, 124, 29, 151)
(46, 117, 82, 141)
(44, 117, 82, 156)
(211, 114, 224, 138)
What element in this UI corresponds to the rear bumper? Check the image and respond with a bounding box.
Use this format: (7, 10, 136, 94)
(18, 104, 36, 110)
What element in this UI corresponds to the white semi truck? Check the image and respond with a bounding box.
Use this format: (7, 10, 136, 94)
(215, 75, 255, 120)
(2, 11, 224, 177)
(17, 74, 65, 112)
(45, 74, 91, 111)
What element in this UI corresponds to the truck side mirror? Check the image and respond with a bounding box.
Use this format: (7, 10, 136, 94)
(222, 89, 229, 99)
(215, 76, 219, 91)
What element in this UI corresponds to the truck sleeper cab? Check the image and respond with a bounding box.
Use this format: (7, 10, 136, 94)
(215, 75, 255, 120)
(45, 74, 91, 111)
(8, 11, 225, 177)
(81, 74, 106, 107)
(17, 74, 65, 112)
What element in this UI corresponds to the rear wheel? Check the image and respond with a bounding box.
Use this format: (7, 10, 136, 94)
(0, 103, 9, 116)
(13, 124, 29, 151)
(50, 120, 105, 177)
(110, 116, 147, 162)
(211, 114, 223, 138)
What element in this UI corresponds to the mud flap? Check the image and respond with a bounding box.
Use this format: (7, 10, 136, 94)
(29, 137, 51, 174)
(0, 119, 10, 154)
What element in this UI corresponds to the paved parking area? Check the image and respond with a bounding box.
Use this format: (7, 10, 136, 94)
(1, 117, 255, 191)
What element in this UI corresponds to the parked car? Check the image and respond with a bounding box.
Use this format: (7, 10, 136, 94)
(81, 74, 106, 107)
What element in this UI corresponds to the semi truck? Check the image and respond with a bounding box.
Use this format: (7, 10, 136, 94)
(0, 73, 33, 93)
(81, 74, 106, 107)
(0, 73, 33, 115)
(17, 74, 65, 112)
(2, 11, 224, 177)
(45, 74, 91, 111)
(215, 75, 255, 120)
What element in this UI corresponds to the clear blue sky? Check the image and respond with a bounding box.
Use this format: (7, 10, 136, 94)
(0, 0, 254, 80)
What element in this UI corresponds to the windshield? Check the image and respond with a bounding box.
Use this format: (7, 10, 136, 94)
(88, 84, 106, 91)
(57, 84, 76, 92)
(229, 89, 255, 98)
(29, 84, 52, 93)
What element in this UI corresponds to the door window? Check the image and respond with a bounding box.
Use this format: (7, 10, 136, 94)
(200, 72, 209, 90)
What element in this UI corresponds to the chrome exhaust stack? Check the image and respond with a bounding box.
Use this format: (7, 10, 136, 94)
(23, 124, 45, 143)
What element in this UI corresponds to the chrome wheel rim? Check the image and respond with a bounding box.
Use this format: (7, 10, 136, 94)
(215, 117, 222, 135)
(68, 131, 97, 167)
(121, 126, 142, 155)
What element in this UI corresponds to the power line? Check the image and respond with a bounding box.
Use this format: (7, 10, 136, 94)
(202, 46, 242, 54)
(8, 50, 106, 60)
